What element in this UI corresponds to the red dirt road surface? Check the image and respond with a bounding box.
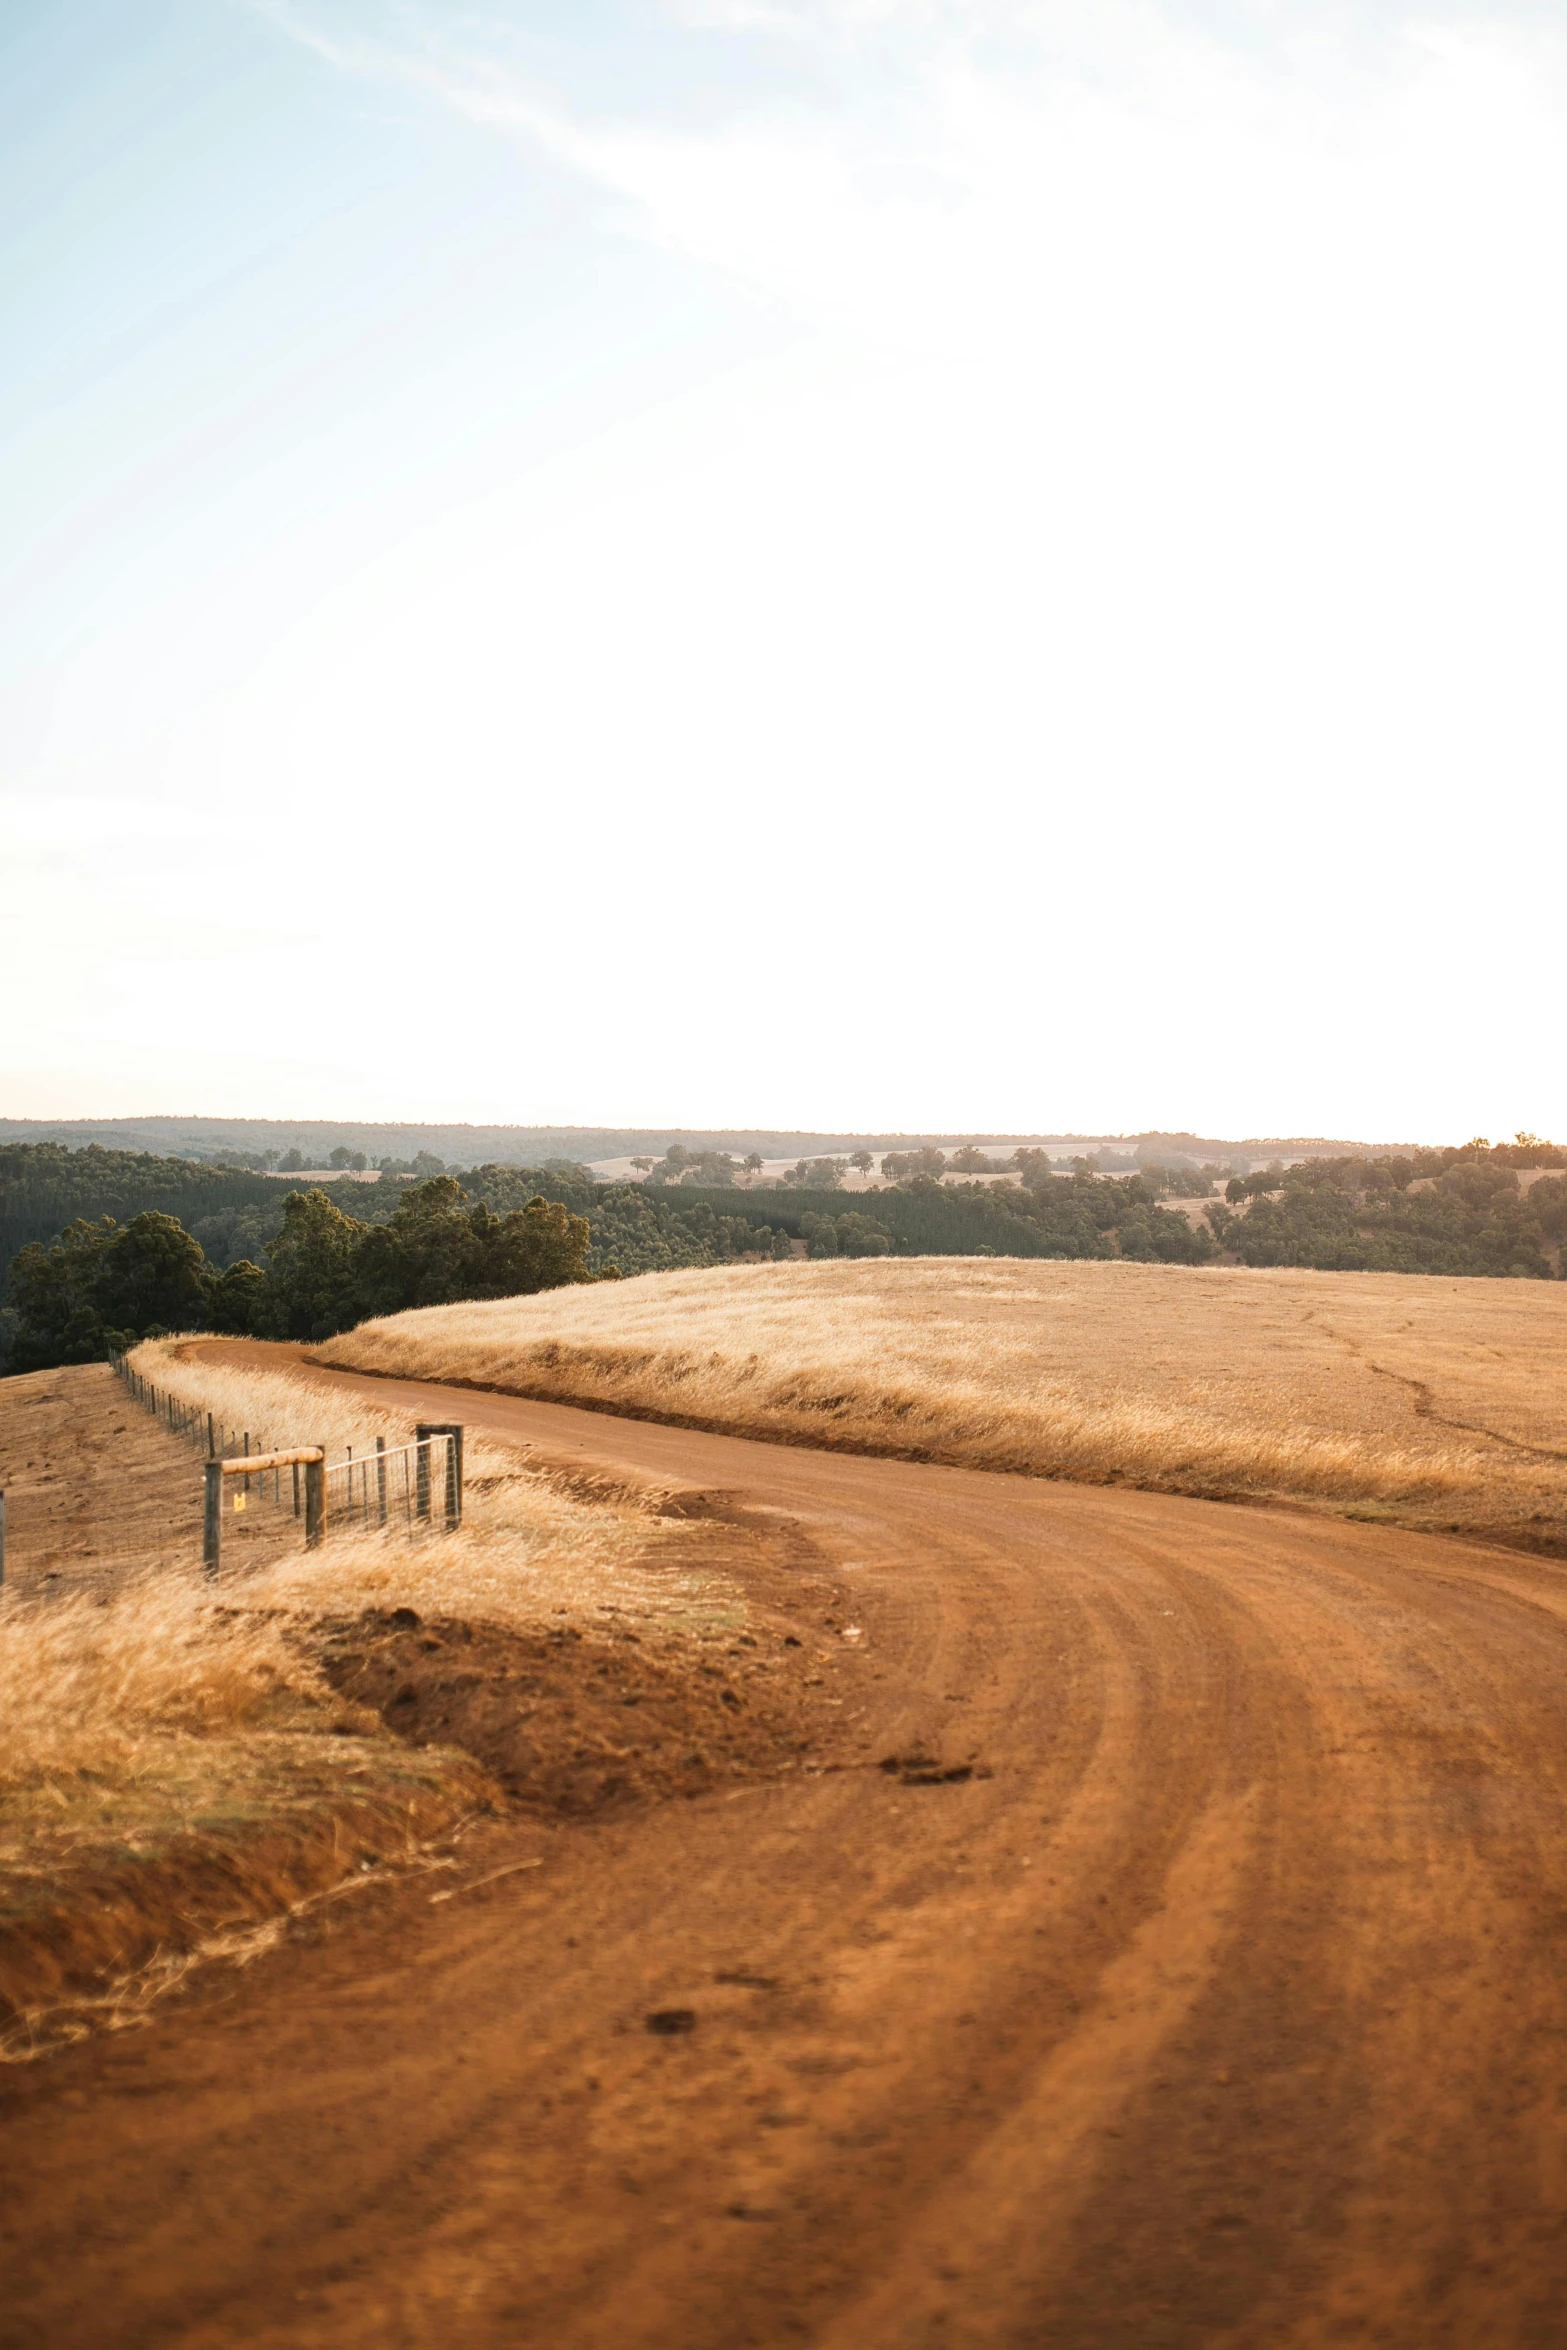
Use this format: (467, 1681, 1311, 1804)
(7, 1354, 1567, 2347)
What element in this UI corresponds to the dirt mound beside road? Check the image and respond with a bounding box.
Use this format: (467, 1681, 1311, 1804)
(324, 1605, 851, 1817)
(0, 1748, 491, 2050)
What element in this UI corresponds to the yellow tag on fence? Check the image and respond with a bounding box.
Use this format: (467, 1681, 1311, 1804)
(232, 1493, 246, 1513)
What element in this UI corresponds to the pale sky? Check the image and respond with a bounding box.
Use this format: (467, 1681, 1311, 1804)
(3, 1, 1564, 1143)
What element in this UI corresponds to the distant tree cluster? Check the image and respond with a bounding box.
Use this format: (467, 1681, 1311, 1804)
(1208, 1137, 1567, 1277)
(0, 1143, 284, 1299)
(373, 1149, 450, 1178)
(197, 1141, 387, 1172)
(880, 1147, 953, 1181)
(639, 1145, 742, 1188)
(874, 1144, 1223, 1195)
(994, 1172, 1214, 1264)
(205, 1146, 284, 1171)
(782, 1157, 850, 1190)
(879, 1145, 1059, 1182)
(799, 1210, 892, 1257)
(656, 1167, 1215, 1266)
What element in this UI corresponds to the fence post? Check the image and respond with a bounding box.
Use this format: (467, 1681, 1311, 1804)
(414, 1430, 432, 1522)
(292, 1460, 301, 1519)
(207, 1413, 215, 1459)
(203, 1460, 222, 1575)
(304, 1449, 326, 1549)
(445, 1428, 463, 1529)
(415, 1423, 464, 1531)
(376, 1435, 387, 1526)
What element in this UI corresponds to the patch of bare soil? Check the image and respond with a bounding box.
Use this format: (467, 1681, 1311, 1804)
(324, 1606, 851, 1818)
(0, 1362, 304, 1599)
(0, 1747, 493, 2052)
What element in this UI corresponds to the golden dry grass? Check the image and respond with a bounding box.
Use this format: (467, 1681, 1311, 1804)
(135, 1337, 710, 1627)
(320, 1257, 1567, 1550)
(0, 1579, 326, 1790)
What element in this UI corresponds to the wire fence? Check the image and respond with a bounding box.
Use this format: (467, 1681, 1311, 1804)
(106, 1350, 463, 1575)
(324, 1427, 464, 1538)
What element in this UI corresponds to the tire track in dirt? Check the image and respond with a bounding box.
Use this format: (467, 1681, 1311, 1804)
(5, 1350, 1567, 2348)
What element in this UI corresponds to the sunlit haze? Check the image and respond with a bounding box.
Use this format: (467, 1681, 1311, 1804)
(4, 1, 1564, 1141)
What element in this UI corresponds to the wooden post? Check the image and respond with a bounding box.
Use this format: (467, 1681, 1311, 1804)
(376, 1435, 387, 1527)
(207, 1412, 215, 1458)
(416, 1423, 464, 1530)
(445, 1427, 463, 1530)
(304, 1449, 326, 1549)
(414, 1430, 432, 1522)
(203, 1460, 222, 1574)
(292, 1459, 301, 1518)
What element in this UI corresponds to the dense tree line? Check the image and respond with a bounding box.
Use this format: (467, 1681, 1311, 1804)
(0, 1140, 444, 1297)
(0, 1143, 286, 1287)
(3, 1181, 596, 1372)
(667, 1173, 1214, 1264)
(874, 1144, 1220, 1195)
(1209, 1140, 1567, 1276)
(798, 1210, 893, 1257)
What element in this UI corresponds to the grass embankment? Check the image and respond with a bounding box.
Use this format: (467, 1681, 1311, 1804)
(320, 1257, 1567, 1552)
(0, 1350, 809, 2055)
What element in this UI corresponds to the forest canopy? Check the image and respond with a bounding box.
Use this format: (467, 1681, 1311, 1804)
(1208, 1139, 1567, 1277)
(3, 1180, 595, 1371)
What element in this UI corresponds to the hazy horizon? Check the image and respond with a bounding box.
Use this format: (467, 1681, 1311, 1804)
(0, 1110, 1489, 1157)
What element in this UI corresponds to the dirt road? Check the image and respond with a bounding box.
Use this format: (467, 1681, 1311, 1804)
(7, 1356, 1567, 2347)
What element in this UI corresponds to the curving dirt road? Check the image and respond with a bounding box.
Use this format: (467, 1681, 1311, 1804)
(8, 1356, 1567, 2347)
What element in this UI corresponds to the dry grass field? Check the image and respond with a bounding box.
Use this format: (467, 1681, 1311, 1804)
(321, 1257, 1567, 1553)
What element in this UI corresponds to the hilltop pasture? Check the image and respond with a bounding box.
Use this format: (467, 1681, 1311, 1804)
(321, 1256, 1567, 1555)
